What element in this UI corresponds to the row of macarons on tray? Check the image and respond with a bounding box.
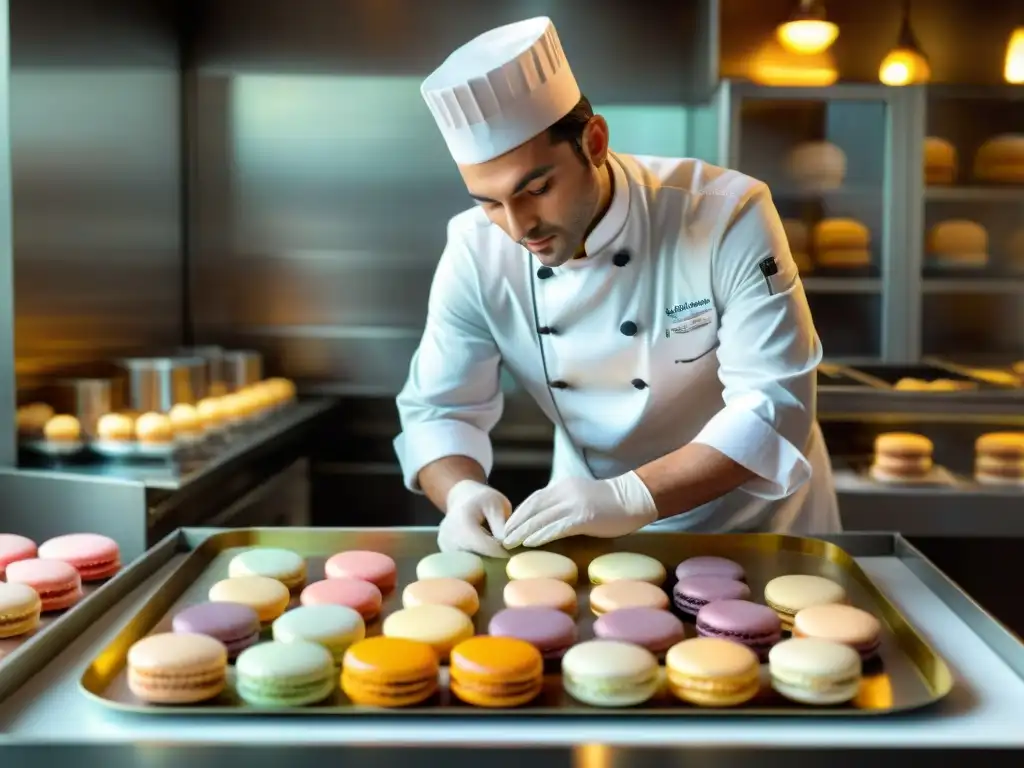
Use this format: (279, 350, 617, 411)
(122, 547, 879, 709)
(867, 430, 1024, 486)
(0, 533, 122, 632)
(13, 378, 297, 451)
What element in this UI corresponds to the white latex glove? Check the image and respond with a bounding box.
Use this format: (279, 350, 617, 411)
(502, 471, 659, 549)
(438, 479, 512, 559)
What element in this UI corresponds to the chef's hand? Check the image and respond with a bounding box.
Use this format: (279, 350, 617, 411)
(502, 472, 659, 549)
(438, 479, 512, 559)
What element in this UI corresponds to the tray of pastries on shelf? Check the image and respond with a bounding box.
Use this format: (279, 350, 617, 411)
(840, 363, 1019, 392)
(781, 217, 874, 276)
(16, 377, 297, 461)
(925, 134, 1024, 187)
(843, 430, 1024, 489)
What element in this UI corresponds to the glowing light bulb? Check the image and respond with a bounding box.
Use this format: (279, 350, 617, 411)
(1005, 28, 1024, 84)
(879, 48, 930, 86)
(777, 19, 839, 55)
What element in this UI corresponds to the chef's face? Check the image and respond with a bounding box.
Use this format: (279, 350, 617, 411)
(459, 117, 609, 267)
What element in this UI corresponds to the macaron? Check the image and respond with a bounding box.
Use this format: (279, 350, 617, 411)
(593, 607, 686, 655)
(127, 632, 227, 704)
(675, 556, 745, 581)
(449, 636, 544, 708)
(0, 534, 37, 577)
(561, 639, 660, 707)
(299, 578, 382, 621)
(235, 640, 336, 707)
(325, 550, 398, 593)
(769, 637, 862, 705)
(341, 636, 439, 707)
(590, 579, 670, 616)
(672, 576, 751, 616)
(416, 551, 485, 587)
(272, 604, 366, 665)
(171, 601, 261, 658)
(665, 637, 760, 707)
(792, 604, 882, 660)
(402, 578, 480, 617)
(487, 607, 578, 660)
(587, 552, 666, 585)
(506, 551, 578, 584)
(4, 558, 83, 612)
(208, 575, 290, 624)
(0, 581, 42, 638)
(38, 533, 120, 581)
(695, 599, 782, 660)
(764, 574, 847, 630)
(228, 547, 307, 591)
(382, 605, 475, 660)
(503, 577, 577, 615)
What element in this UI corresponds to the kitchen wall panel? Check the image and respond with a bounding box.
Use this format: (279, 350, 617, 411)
(187, 0, 719, 396)
(9, 0, 182, 388)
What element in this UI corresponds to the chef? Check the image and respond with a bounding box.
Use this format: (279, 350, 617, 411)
(394, 17, 840, 559)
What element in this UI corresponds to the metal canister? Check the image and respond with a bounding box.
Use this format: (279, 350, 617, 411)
(179, 346, 227, 397)
(46, 377, 124, 439)
(222, 350, 263, 392)
(117, 356, 208, 412)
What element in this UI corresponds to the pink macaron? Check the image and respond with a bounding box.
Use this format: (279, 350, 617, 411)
(38, 533, 121, 582)
(324, 550, 397, 592)
(300, 578, 382, 620)
(0, 534, 37, 578)
(4, 558, 83, 612)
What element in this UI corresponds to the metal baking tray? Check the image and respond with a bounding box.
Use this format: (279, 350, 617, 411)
(1, 578, 116, 682)
(844, 363, 1011, 390)
(79, 528, 954, 717)
(816, 364, 886, 389)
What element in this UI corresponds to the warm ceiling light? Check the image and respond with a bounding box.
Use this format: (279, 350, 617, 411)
(752, 39, 839, 87)
(879, 0, 930, 86)
(776, 0, 839, 55)
(1006, 27, 1024, 84)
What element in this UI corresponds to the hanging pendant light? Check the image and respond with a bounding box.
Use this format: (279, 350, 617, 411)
(776, 0, 839, 55)
(879, 0, 931, 86)
(1005, 27, 1024, 84)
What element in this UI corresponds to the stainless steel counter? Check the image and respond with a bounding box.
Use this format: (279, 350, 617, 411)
(0, 400, 331, 559)
(1, 530, 1024, 764)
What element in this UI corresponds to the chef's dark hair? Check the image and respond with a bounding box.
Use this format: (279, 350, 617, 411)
(548, 95, 593, 163)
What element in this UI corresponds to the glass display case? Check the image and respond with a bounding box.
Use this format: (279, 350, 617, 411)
(920, 86, 1024, 360)
(724, 83, 912, 361)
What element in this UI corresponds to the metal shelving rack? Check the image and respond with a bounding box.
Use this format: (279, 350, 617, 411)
(721, 81, 921, 363)
(720, 81, 1024, 366)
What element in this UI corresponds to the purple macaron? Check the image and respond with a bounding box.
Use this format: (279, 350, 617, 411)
(695, 599, 782, 660)
(673, 576, 751, 616)
(593, 607, 686, 655)
(488, 607, 578, 660)
(674, 556, 746, 582)
(171, 601, 261, 658)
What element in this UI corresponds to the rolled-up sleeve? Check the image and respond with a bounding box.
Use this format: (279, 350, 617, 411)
(692, 183, 823, 500)
(394, 220, 503, 492)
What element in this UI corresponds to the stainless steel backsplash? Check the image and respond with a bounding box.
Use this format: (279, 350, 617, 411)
(9, 0, 183, 389)
(187, 0, 721, 396)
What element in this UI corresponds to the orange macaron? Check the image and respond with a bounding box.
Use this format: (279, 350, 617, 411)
(449, 636, 544, 708)
(341, 636, 439, 707)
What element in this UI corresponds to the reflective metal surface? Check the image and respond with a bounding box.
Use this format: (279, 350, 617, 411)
(46, 376, 123, 437)
(0, 0, 16, 466)
(118, 356, 207, 411)
(8, 0, 182, 392)
(80, 529, 952, 717)
(222, 349, 262, 391)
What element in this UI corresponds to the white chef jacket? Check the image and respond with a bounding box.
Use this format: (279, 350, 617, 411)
(394, 152, 841, 534)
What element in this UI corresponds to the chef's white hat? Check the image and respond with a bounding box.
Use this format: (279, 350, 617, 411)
(421, 17, 581, 165)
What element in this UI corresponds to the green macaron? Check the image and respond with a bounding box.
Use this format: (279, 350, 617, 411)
(235, 640, 336, 707)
